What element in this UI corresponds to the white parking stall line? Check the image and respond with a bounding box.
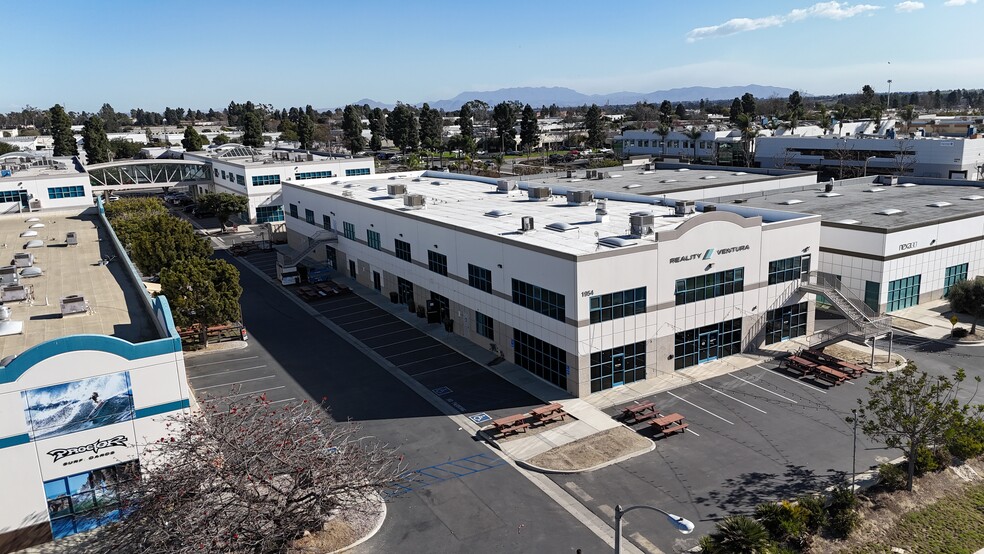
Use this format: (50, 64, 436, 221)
(699, 383, 767, 414)
(731, 375, 798, 403)
(226, 386, 285, 399)
(369, 336, 428, 348)
(399, 352, 465, 367)
(667, 392, 734, 425)
(186, 356, 259, 368)
(686, 428, 700, 437)
(410, 361, 474, 377)
(266, 397, 297, 406)
(320, 305, 378, 316)
(759, 368, 828, 394)
(347, 321, 412, 333)
(195, 375, 275, 391)
(188, 365, 268, 380)
(332, 312, 390, 325)
(385, 345, 440, 358)
(359, 328, 418, 340)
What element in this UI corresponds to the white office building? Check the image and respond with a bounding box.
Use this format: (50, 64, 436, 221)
(0, 203, 189, 552)
(280, 170, 820, 398)
(0, 152, 93, 213)
(184, 145, 376, 224)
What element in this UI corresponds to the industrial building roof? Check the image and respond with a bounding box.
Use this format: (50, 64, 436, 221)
(287, 171, 805, 257)
(0, 210, 158, 362)
(0, 153, 83, 181)
(731, 178, 984, 232)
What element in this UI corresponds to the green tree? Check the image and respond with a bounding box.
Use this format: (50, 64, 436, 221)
(855, 363, 981, 491)
(389, 103, 419, 152)
(341, 105, 364, 154)
(947, 276, 984, 334)
(161, 257, 242, 342)
(729, 98, 742, 124)
(899, 104, 916, 135)
(684, 126, 703, 162)
(674, 103, 687, 119)
(197, 192, 250, 229)
(82, 116, 111, 164)
(491, 101, 517, 152)
(658, 100, 673, 124)
(584, 104, 604, 148)
(241, 111, 264, 147)
(98, 103, 124, 133)
(296, 114, 315, 149)
(109, 138, 144, 159)
(655, 123, 671, 158)
(741, 93, 757, 117)
(277, 118, 298, 142)
(698, 515, 771, 554)
(0, 141, 17, 155)
(861, 84, 876, 107)
(418, 103, 443, 152)
(519, 104, 540, 153)
(126, 214, 213, 276)
(369, 107, 386, 151)
(457, 102, 474, 141)
(181, 125, 205, 151)
(213, 133, 231, 145)
(50, 104, 78, 157)
(787, 91, 803, 132)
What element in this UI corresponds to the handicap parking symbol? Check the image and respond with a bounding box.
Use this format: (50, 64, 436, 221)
(469, 413, 492, 424)
(432, 386, 453, 397)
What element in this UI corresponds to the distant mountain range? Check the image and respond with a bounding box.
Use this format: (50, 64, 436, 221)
(338, 85, 800, 112)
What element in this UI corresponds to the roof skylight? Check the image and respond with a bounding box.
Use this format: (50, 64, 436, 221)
(484, 209, 511, 217)
(817, 192, 842, 197)
(876, 208, 904, 215)
(599, 237, 638, 248)
(927, 201, 952, 208)
(545, 222, 579, 232)
(781, 199, 804, 205)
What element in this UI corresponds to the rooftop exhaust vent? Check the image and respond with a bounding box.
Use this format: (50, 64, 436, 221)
(520, 216, 534, 233)
(60, 295, 89, 317)
(674, 200, 695, 216)
(599, 237, 638, 248)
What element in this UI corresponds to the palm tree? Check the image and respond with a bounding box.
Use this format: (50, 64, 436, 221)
(833, 104, 850, 135)
(900, 104, 916, 135)
(684, 126, 703, 163)
(699, 515, 772, 554)
(818, 105, 833, 135)
(735, 113, 757, 167)
(655, 123, 671, 159)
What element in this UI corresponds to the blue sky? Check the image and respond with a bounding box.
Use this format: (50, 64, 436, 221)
(4, 0, 981, 112)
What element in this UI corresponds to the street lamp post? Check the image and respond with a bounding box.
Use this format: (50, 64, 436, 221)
(851, 408, 859, 491)
(863, 155, 876, 177)
(614, 504, 694, 554)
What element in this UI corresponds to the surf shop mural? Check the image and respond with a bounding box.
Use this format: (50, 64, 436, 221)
(21, 372, 135, 441)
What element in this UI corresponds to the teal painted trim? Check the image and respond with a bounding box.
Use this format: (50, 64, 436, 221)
(152, 295, 182, 345)
(135, 398, 190, 419)
(0, 334, 179, 385)
(0, 433, 30, 449)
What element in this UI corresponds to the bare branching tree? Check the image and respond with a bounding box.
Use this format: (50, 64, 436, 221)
(894, 138, 916, 176)
(829, 140, 859, 180)
(94, 395, 402, 554)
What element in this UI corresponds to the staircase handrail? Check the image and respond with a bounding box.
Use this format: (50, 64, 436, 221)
(280, 230, 338, 266)
(802, 271, 881, 321)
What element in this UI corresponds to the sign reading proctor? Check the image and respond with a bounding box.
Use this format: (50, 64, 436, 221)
(669, 244, 750, 264)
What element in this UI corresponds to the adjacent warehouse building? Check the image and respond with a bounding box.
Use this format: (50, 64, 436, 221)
(0, 203, 190, 552)
(0, 152, 93, 213)
(280, 170, 820, 398)
(184, 145, 376, 223)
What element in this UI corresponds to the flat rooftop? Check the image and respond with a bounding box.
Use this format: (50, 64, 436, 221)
(289, 172, 787, 256)
(185, 146, 369, 168)
(529, 165, 801, 197)
(0, 210, 159, 362)
(732, 179, 984, 231)
(0, 154, 83, 181)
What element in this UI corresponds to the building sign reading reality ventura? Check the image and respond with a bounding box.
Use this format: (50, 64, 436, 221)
(668, 245, 750, 264)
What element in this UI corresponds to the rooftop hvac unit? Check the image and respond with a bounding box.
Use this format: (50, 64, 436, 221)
(527, 186, 551, 201)
(825, 179, 835, 193)
(566, 170, 574, 178)
(0, 266, 17, 286)
(674, 200, 696, 216)
(404, 194, 425, 209)
(566, 190, 594, 205)
(882, 175, 899, 186)
(644, 163, 653, 171)
(520, 216, 534, 232)
(59, 295, 89, 317)
(629, 213, 656, 237)
(12, 253, 33, 268)
(496, 180, 517, 193)
(596, 171, 607, 180)
(703, 204, 717, 212)
(586, 170, 597, 179)
(387, 183, 407, 197)
(1, 285, 28, 302)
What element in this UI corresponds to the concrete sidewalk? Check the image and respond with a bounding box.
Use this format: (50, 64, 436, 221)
(890, 299, 984, 343)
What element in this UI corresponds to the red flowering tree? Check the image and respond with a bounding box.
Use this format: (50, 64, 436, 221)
(95, 394, 401, 553)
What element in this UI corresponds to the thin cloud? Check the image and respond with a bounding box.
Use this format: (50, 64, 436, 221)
(944, 0, 977, 5)
(895, 1, 925, 11)
(686, 2, 882, 42)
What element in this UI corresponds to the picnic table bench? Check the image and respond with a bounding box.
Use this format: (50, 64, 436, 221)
(782, 355, 817, 377)
(802, 349, 864, 378)
(620, 401, 661, 424)
(835, 360, 865, 378)
(530, 403, 567, 425)
(650, 413, 688, 436)
(296, 286, 321, 300)
(815, 365, 849, 385)
(329, 280, 352, 294)
(492, 413, 530, 437)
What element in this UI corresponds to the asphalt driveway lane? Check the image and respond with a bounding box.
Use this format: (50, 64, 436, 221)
(227, 250, 608, 553)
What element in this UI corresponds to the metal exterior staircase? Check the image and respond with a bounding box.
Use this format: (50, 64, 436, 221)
(277, 229, 338, 267)
(799, 271, 892, 340)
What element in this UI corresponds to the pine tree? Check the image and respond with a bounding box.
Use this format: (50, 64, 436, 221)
(50, 104, 78, 157)
(181, 126, 205, 151)
(519, 104, 540, 152)
(82, 116, 111, 164)
(585, 104, 603, 148)
(341, 105, 365, 154)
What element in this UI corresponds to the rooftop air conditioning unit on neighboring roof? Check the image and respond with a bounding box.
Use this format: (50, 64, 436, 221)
(387, 183, 406, 197)
(674, 200, 696, 216)
(404, 194, 425, 209)
(0, 266, 17, 286)
(566, 190, 593, 205)
(527, 186, 551, 201)
(496, 180, 517, 193)
(520, 216, 534, 232)
(60, 295, 89, 317)
(629, 213, 656, 237)
(12, 253, 33, 268)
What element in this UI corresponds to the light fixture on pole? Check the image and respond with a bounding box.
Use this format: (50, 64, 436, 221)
(887, 79, 893, 110)
(614, 504, 694, 553)
(864, 155, 876, 177)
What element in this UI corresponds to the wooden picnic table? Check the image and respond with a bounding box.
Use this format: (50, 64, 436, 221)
(835, 360, 865, 378)
(787, 355, 817, 369)
(621, 401, 661, 424)
(531, 403, 567, 425)
(492, 413, 531, 437)
(650, 413, 688, 436)
(815, 365, 849, 385)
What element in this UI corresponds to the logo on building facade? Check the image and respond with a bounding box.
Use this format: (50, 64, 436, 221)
(669, 245, 751, 264)
(47, 435, 129, 463)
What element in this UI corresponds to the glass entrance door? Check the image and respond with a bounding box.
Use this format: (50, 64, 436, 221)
(372, 271, 381, 291)
(611, 354, 625, 387)
(397, 277, 414, 305)
(698, 330, 719, 363)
